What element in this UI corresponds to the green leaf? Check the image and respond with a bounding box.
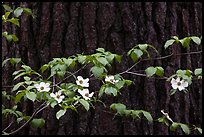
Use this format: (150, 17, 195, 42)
(12, 82, 24, 92)
(176, 70, 186, 76)
(26, 91, 36, 102)
(97, 57, 109, 66)
(3, 4, 13, 11)
(164, 39, 175, 49)
(99, 85, 106, 98)
(197, 128, 202, 134)
(2, 31, 8, 37)
(15, 92, 26, 103)
(10, 58, 21, 65)
(179, 37, 191, 49)
(2, 58, 10, 67)
(131, 110, 141, 119)
(31, 118, 45, 128)
(110, 103, 126, 115)
(171, 36, 179, 40)
(79, 99, 89, 111)
(130, 51, 138, 62)
(138, 44, 148, 51)
(194, 68, 202, 76)
(14, 72, 27, 80)
(96, 48, 105, 53)
(180, 123, 190, 135)
(114, 54, 122, 63)
(105, 86, 118, 96)
(191, 36, 201, 45)
(50, 100, 57, 108)
(155, 66, 164, 77)
(5, 12, 11, 20)
(90, 66, 104, 78)
(14, 7, 23, 17)
(10, 34, 19, 42)
(77, 55, 86, 64)
(106, 54, 115, 63)
(123, 110, 132, 116)
(142, 111, 153, 122)
(56, 109, 66, 119)
(169, 89, 177, 96)
(23, 8, 33, 16)
(7, 18, 20, 27)
(170, 122, 179, 132)
(115, 80, 125, 89)
(40, 64, 49, 73)
(13, 69, 24, 76)
(125, 79, 132, 86)
(5, 35, 13, 42)
(145, 67, 157, 77)
(134, 49, 143, 58)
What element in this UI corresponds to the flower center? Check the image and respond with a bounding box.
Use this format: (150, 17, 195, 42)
(177, 82, 181, 86)
(79, 80, 83, 84)
(85, 93, 89, 97)
(56, 95, 60, 99)
(40, 86, 44, 90)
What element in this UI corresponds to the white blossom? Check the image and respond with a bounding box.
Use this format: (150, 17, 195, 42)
(76, 76, 89, 87)
(105, 75, 119, 84)
(78, 88, 94, 100)
(171, 77, 188, 91)
(34, 82, 50, 92)
(50, 90, 65, 103)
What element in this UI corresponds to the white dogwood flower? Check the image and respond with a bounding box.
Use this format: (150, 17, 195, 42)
(171, 77, 188, 91)
(105, 75, 119, 84)
(50, 90, 65, 103)
(34, 82, 51, 92)
(78, 88, 94, 100)
(76, 76, 89, 87)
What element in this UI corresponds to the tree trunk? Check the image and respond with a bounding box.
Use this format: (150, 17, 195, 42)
(2, 2, 202, 135)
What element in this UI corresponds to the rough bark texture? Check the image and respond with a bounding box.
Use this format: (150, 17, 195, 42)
(2, 2, 202, 135)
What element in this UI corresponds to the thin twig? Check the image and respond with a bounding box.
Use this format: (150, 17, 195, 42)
(56, 64, 87, 86)
(142, 50, 202, 61)
(2, 121, 14, 132)
(7, 102, 48, 135)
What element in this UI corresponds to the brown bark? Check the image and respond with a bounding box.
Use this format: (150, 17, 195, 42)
(2, 2, 202, 135)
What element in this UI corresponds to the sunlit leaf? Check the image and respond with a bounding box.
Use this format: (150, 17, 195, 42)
(56, 109, 66, 119)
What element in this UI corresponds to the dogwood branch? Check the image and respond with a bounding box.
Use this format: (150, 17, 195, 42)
(55, 64, 87, 86)
(7, 102, 48, 135)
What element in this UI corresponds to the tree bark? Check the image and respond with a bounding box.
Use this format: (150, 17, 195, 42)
(2, 2, 202, 135)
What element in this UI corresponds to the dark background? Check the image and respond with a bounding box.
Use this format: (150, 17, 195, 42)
(2, 2, 202, 135)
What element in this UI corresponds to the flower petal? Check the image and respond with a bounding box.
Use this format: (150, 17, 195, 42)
(76, 80, 81, 86)
(56, 98, 62, 103)
(44, 83, 50, 88)
(39, 82, 46, 87)
(176, 77, 180, 82)
(44, 87, 51, 92)
(60, 95, 65, 99)
(171, 83, 178, 89)
(34, 84, 40, 89)
(171, 78, 176, 84)
(89, 92, 94, 97)
(50, 93, 56, 98)
(84, 78, 89, 83)
(178, 85, 184, 91)
(78, 89, 85, 96)
(109, 75, 114, 80)
(77, 76, 83, 81)
(82, 83, 89, 88)
(181, 80, 188, 88)
(83, 96, 90, 100)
